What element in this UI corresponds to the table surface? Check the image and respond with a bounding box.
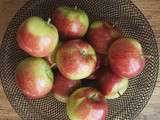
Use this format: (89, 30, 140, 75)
(0, 0, 160, 120)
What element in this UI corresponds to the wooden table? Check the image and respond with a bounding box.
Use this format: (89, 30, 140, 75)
(0, 0, 160, 120)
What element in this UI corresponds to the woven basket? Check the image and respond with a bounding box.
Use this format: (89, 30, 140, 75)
(0, 0, 159, 120)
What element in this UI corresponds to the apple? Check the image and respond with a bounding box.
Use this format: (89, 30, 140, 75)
(67, 87, 109, 120)
(97, 67, 128, 99)
(88, 20, 121, 54)
(56, 39, 97, 80)
(44, 41, 62, 66)
(17, 16, 59, 57)
(52, 71, 81, 103)
(16, 57, 54, 99)
(87, 54, 107, 80)
(108, 38, 145, 78)
(86, 54, 102, 80)
(52, 6, 89, 39)
(94, 53, 104, 72)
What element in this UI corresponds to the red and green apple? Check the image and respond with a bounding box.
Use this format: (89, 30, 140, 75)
(17, 16, 59, 57)
(88, 20, 121, 54)
(67, 87, 109, 120)
(108, 38, 145, 78)
(98, 67, 128, 99)
(52, 6, 89, 39)
(56, 39, 97, 80)
(52, 71, 80, 103)
(45, 41, 62, 66)
(16, 57, 54, 99)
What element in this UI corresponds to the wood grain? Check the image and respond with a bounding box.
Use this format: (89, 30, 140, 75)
(0, 0, 160, 120)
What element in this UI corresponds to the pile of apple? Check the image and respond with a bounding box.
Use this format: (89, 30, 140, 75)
(15, 6, 145, 120)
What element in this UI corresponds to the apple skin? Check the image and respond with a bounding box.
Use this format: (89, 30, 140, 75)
(52, 6, 89, 39)
(67, 87, 109, 120)
(94, 54, 105, 72)
(52, 71, 81, 103)
(88, 21, 121, 54)
(87, 54, 108, 80)
(86, 54, 102, 80)
(97, 67, 128, 99)
(56, 39, 97, 80)
(16, 57, 54, 99)
(17, 16, 59, 57)
(44, 41, 62, 66)
(108, 38, 145, 78)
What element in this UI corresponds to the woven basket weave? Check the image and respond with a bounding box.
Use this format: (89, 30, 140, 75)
(0, 0, 159, 120)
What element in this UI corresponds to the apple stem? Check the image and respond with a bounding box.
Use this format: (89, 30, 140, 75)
(80, 49, 87, 58)
(50, 63, 56, 69)
(118, 92, 121, 97)
(87, 92, 99, 101)
(74, 6, 78, 10)
(47, 18, 51, 25)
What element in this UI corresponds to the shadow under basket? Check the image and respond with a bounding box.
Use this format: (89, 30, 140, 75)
(0, 0, 159, 120)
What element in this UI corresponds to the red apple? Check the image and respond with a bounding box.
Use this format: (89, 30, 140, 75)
(56, 39, 97, 80)
(98, 67, 128, 99)
(16, 57, 54, 99)
(67, 87, 109, 120)
(52, 71, 81, 103)
(87, 54, 107, 80)
(17, 16, 59, 57)
(52, 6, 89, 39)
(94, 54, 104, 72)
(88, 20, 121, 54)
(108, 38, 145, 78)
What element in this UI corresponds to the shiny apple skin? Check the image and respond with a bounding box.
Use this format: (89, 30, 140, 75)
(52, 71, 80, 103)
(108, 38, 145, 78)
(98, 67, 128, 99)
(45, 41, 62, 66)
(17, 16, 59, 57)
(67, 87, 109, 120)
(56, 39, 97, 80)
(52, 6, 89, 39)
(87, 54, 108, 80)
(88, 21, 121, 54)
(16, 57, 54, 99)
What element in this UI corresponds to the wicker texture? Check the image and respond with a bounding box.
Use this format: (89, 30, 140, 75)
(0, 0, 159, 120)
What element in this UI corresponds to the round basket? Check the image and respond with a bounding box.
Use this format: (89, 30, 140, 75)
(0, 0, 159, 120)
